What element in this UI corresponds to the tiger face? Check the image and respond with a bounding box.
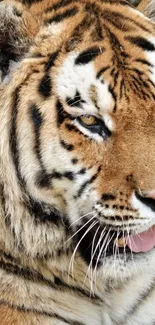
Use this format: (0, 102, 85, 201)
(1, 0, 155, 282)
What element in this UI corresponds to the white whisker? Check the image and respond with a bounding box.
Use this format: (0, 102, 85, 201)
(65, 215, 96, 243)
(69, 211, 93, 227)
(69, 220, 98, 277)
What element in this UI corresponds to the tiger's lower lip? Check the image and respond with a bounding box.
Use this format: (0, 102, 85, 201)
(116, 225, 155, 253)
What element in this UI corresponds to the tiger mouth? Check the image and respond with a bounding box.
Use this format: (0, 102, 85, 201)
(75, 223, 132, 267)
(75, 222, 155, 267)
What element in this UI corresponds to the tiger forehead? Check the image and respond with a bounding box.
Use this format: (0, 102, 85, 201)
(55, 40, 155, 119)
(36, 1, 155, 115)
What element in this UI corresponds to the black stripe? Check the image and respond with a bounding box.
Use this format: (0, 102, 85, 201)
(126, 36, 155, 51)
(135, 58, 153, 67)
(9, 89, 65, 227)
(35, 172, 51, 188)
(56, 100, 65, 125)
(45, 7, 78, 24)
(50, 170, 75, 181)
(45, 0, 79, 12)
(77, 170, 99, 197)
(67, 16, 92, 52)
(0, 252, 102, 302)
(56, 100, 73, 126)
(96, 66, 111, 79)
(20, 0, 42, 4)
(116, 278, 155, 325)
(0, 300, 84, 325)
(10, 87, 26, 187)
(0, 258, 50, 283)
(30, 104, 43, 162)
(66, 90, 85, 108)
(85, 3, 103, 39)
(31, 103, 43, 129)
(102, 9, 151, 33)
(101, 10, 132, 32)
(38, 74, 52, 97)
(45, 51, 60, 72)
(108, 85, 117, 112)
(36, 168, 75, 188)
(60, 140, 74, 151)
(119, 79, 124, 99)
(75, 46, 104, 65)
(30, 104, 52, 189)
(28, 197, 62, 224)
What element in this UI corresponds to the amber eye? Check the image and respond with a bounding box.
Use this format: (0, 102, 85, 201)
(79, 115, 97, 126)
(77, 114, 112, 139)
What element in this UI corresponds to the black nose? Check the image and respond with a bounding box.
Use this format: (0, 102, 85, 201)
(135, 192, 155, 212)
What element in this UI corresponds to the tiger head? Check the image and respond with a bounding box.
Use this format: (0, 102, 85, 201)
(0, 0, 155, 282)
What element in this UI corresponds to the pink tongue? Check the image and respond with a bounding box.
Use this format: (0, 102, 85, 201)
(127, 226, 155, 253)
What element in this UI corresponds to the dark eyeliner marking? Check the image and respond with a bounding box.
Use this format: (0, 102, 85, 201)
(75, 46, 104, 65)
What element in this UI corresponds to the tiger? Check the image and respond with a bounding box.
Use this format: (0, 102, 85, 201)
(0, 0, 155, 324)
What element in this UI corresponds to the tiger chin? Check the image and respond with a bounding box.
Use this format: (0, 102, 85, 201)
(0, 0, 155, 324)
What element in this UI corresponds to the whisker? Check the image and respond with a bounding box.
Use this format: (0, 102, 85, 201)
(93, 227, 111, 288)
(65, 215, 96, 243)
(84, 225, 102, 294)
(69, 211, 93, 227)
(69, 220, 98, 277)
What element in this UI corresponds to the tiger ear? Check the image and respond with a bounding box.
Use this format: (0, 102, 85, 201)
(0, 1, 38, 81)
(134, 0, 155, 21)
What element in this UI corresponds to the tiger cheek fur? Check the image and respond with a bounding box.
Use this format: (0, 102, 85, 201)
(0, 0, 155, 324)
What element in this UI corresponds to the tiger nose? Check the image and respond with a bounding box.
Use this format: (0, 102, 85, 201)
(135, 191, 155, 212)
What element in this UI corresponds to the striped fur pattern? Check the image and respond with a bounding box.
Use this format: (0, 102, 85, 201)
(0, 0, 155, 324)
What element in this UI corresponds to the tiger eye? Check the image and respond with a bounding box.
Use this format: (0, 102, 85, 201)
(79, 115, 97, 126)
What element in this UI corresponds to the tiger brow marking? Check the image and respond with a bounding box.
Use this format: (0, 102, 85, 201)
(45, 7, 78, 24)
(75, 46, 104, 65)
(126, 36, 155, 51)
